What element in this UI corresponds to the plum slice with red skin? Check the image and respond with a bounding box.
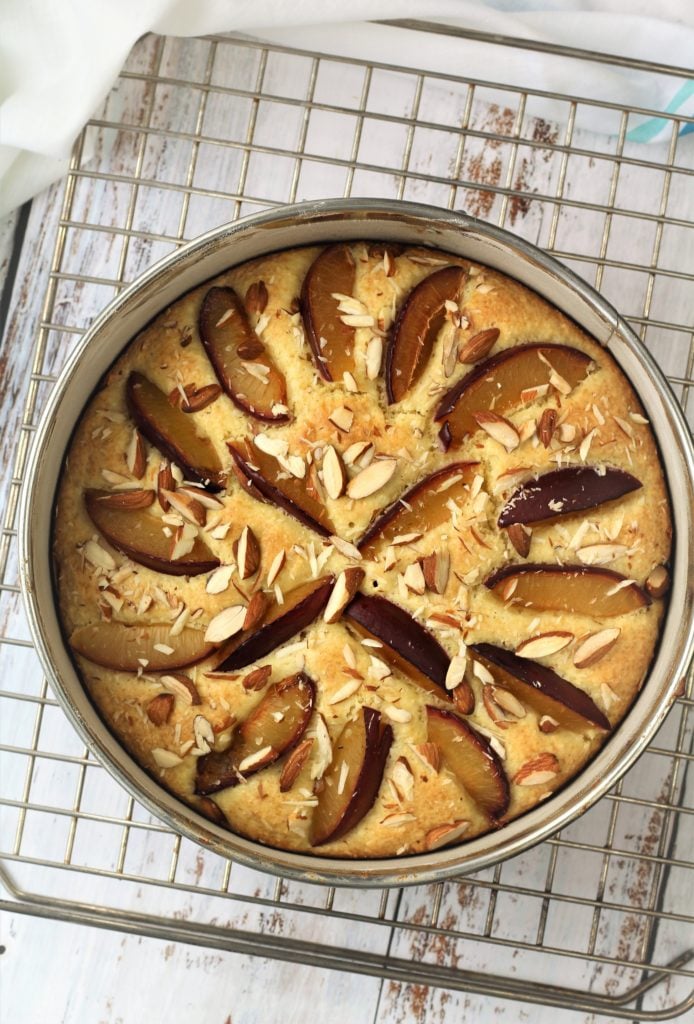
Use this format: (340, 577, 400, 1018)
(126, 372, 224, 491)
(195, 673, 315, 794)
(471, 642, 611, 731)
(485, 563, 651, 617)
(300, 244, 356, 382)
(198, 286, 288, 423)
(215, 576, 334, 672)
(229, 439, 334, 538)
(386, 265, 467, 404)
(310, 706, 393, 846)
(434, 343, 593, 446)
(498, 466, 641, 527)
(69, 622, 214, 672)
(358, 461, 479, 556)
(85, 489, 219, 576)
(344, 594, 450, 696)
(426, 705, 509, 818)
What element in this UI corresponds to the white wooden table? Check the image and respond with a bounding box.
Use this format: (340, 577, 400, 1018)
(1, 28, 692, 1024)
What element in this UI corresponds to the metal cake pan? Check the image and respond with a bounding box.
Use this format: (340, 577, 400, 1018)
(19, 199, 694, 887)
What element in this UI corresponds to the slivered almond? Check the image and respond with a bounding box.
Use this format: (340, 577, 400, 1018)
(254, 434, 288, 459)
(576, 543, 628, 566)
(170, 523, 197, 560)
(235, 526, 260, 579)
(538, 408, 557, 448)
(343, 441, 372, 466)
(452, 679, 475, 715)
(383, 704, 412, 725)
(558, 422, 576, 442)
(324, 568, 365, 624)
(539, 715, 559, 734)
(322, 445, 346, 499)
(82, 539, 116, 571)
(474, 412, 519, 451)
(126, 429, 147, 478)
(549, 370, 572, 396)
(514, 752, 560, 786)
(206, 564, 234, 595)
(579, 428, 596, 462)
(160, 673, 201, 705)
(445, 647, 467, 690)
(422, 551, 450, 595)
(244, 590, 270, 631)
(645, 565, 669, 599)
(516, 632, 573, 659)
(157, 460, 175, 511)
(506, 522, 531, 558)
(365, 335, 383, 379)
(242, 665, 272, 691)
(573, 628, 621, 668)
(152, 748, 183, 769)
(178, 485, 224, 510)
(267, 549, 286, 586)
(328, 678, 362, 705)
(329, 406, 354, 433)
(425, 819, 470, 850)
(347, 458, 397, 499)
(410, 742, 440, 773)
(95, 489, 155, 510)
(330, 535, 362, 560)
(146, 693, 174, 726)
(390, 757, 414, 802)
(279, 738, 314, 792)
(458, 327, 499, 364)
(205, 604, 246, 643)
(520, 383, 549, 404)
(245, 280, 268, 316)
(483, 684, 517, 728)
(238, 746, 274, 773)
(403, 561, 426, 595)
(162, 488, 206, 526)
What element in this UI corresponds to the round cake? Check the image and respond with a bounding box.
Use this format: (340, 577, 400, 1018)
(53, 241, 672, 858)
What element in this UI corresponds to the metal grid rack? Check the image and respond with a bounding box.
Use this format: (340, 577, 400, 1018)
(1, 24, 692, 1019)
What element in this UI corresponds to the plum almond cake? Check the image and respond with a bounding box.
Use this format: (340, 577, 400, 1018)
(54, 241, 672, 858)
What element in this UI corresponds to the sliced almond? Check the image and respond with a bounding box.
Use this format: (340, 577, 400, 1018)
(152, 748, 183, 769)
(266, 549, 286, 587)
(193, 715, 215, 755)
(245, 280, 268, 316)
(236, 526, 260, 579)
(445, 647, 467, 690)
(410, 742, 440, 773)
(126, 429, 147, 478)
(383, 704, 412, 725)
(328, 678, 362, 705)
(365, 335, 383, 380)
(238, 745, 274, 773)
(452, 679, 475, 715)
(242, 665, 272, 691)
(170, 523, 197, 561)
(347, 458, 397, 499)
(482, 683, 521, 728)
(515, 631, 573, 659)
(160, 673, 201, 705)
(243, 590, 270, 631)
(538, 714, 559, 734)
(538, 408, 557, 448)
(322, 445, 346, 500)
(425, 819, 470, 850)
(507, 522, 531, 558)
(178, 485, 224, 510)
(573, 628, 621, 668)
(328, 406, 354, 433)
(458, 327, 499, 364)
(403, 562, 426, 596)
(157, 460, 175, 511)
(474, 412, 519, 451)
(205, 604, 246, 643)
(83, 539, 116, 571)
(146, 693, 174, 726)
(323, 567, 365, 623)
(422, 551, 450, 595)
(390, 757, 414, 802)
(279, 738, 314, 792)
(206, 564, 234, 595)
(95, 489, 155, 510)
(645, 565, 669, 599)
(162, 488, 206, 527)
(514, 752, 560, 786)
(343, 441, 373, 466)
(576, 543, 628, 566)
(330, 535, 362, 560)
(558, 422, 576, 442)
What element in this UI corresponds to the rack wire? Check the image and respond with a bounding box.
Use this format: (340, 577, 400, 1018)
(1, 24, 692, 1019)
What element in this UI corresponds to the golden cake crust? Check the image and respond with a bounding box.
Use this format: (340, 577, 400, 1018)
(54, 242, 671, 858)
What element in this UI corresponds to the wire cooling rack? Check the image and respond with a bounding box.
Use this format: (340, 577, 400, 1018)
(1, 25, 693, 1019)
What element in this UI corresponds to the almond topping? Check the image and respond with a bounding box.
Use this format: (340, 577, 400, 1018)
(558, 422, 576, 442)
(95, 489, 155, 510)
(243, 591, 270, 631)
(267, 549, 286, 586)
(425, 819, 470, 850)
(126, 429, 147, 478)
(328, 678, 362, 705)
(645, 564, 669, 599)
(422, 551, 450, 595)
(330, 535, 362, 560)
(238, 746, 274, 773)
(474, 412, 520, 451)
(458, 327, 499, 364)
(403, 561, 426, 596)
(538, 715, 559, 734)
(170, 523, 197, 560)
(160, 673, 201, 705)
(279, 738, 314, 792)
(573, 628, 621, 668)
(236, 526, 260, 579)
(205, 604, 246, 643)
(322, 445, 347, 499)
(152, 748, 183, 769)
(515, 631, 573, 659)
(482, 683, 521, 728)
(365, 335, 383, 379)
(157, 460, 175, 511)
(206, 564, 234, 595)
(410, 742, 440, 773)
(576, 543, 628, 566)
(514, 752, 560, 786)
(506, 522, 531, 558)
(83, 539, 116, 571)
(452, 679, 475, 715)
(178, 485, 224, 510)
(242, 665, 272, 691)
(538, 408, 557, 448)
(324, 567, 365, 624)
(193, 715, 215, 754)
(383, 704, 412, 724)
(245, 280, 268, 316)
(445, 646, 467, 690)
(343, 441, 373, 466)
(328, 406, 354, 433)
(146, 693, 174, 726)
(161, 488, 206, 526)
(347, 458, 397, 499)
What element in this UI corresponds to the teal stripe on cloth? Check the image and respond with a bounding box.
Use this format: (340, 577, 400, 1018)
(626, 80, 694, 142)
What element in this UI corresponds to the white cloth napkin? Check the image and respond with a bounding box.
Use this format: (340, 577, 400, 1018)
(0, 0, 692, 219)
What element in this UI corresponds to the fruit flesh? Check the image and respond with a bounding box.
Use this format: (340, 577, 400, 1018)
(69, 622, 214, 671)
(344, 594, 450, 694)
(85, 489, 219, 576)
(359, 461, 478, 556)
(198, 286, 288, 422)
(215, 576, 334, 671)
(485, 563, 651, 617)
(471, 642, 611, 731)
(300, 244, 356, 381)
(498, 466, 641, 527)
(386, 265, 466, 403)
(126, 372, 224, 489)
(426, 705, 509, 818)
(195, 673, 315, 794)
(310, 706, 393, 846)
(434, 344, 592, 446)
(229, 440, 334, 537)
